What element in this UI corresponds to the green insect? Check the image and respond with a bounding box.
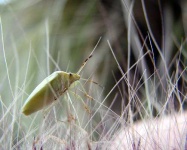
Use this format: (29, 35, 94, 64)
(22, 54, 92, 116)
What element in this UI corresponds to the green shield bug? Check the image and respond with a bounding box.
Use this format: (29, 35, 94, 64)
(22, 54, 93, 116)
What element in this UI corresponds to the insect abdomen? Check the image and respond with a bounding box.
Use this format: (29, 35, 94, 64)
(22, 85, 56, 115)
(22, 72, 62, 115)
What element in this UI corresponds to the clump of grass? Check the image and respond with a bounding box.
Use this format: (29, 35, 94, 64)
(0, 0, 187, 149)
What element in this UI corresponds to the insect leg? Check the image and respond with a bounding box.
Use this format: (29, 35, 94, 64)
(68, 90, 91, 114)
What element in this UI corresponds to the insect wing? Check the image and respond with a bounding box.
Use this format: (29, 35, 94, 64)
(22, 72, 61, 115)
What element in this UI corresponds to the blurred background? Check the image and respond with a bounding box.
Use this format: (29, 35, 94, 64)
(1, 0, 186, 114)
(0, 0, 187, 148)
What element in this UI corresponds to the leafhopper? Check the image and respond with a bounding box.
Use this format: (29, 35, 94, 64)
(22, 54, 92, 116)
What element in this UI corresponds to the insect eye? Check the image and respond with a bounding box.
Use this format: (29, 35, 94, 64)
(69, 73, 72, 77)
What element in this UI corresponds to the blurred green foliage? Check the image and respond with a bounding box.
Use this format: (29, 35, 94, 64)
(0, 0, 187, 149)
(0, 0, 186, 119)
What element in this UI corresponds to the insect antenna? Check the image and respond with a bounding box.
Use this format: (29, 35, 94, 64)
(80, 78, 103, 88)
(76, 54, 93, 75)
(76, 37, 102, 75)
